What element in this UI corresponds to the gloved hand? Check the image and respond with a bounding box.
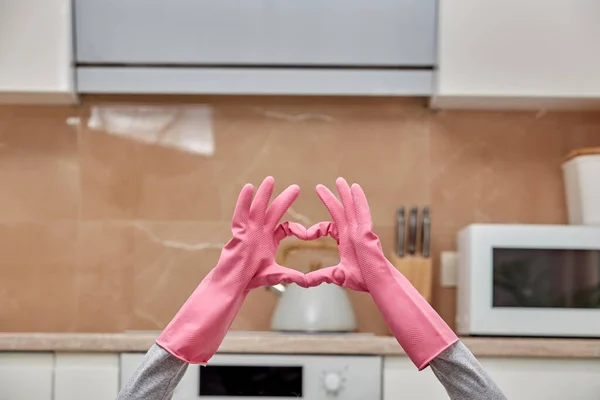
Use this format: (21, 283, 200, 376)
(157, 177, 321, 364)
(305, 178, 459, 370)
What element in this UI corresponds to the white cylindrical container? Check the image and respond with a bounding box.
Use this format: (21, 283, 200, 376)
(562, 148, 600, 225)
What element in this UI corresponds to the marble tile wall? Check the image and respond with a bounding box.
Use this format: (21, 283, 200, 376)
(0, 96, 599, 334)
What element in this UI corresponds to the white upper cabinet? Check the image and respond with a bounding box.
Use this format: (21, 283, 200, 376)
(434, 0, 600, 109)
(0, 0, 76, 104)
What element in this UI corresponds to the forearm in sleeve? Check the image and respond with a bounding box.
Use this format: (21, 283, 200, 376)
(117, 344, 188, 400)
(429, 341, 507, 400)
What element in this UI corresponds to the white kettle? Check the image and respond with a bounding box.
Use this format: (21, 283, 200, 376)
(269, 280, 357, 332)
(268, 241, 357, 332)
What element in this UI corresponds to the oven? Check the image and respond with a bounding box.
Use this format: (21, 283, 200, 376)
(120, 353, 382, 399)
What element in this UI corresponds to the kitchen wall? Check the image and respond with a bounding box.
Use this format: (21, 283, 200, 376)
(1, 96, 599, 334)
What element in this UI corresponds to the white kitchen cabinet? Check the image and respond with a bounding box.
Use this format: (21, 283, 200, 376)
(0, 0, 76, 104)
(384, 357, 449, 399)
(384, 356, 600, 399)
(54, 353, 120, 400)
(0, 353, 54, 400)
(481, 357, 600, 400)
(434, 0, 600, 109)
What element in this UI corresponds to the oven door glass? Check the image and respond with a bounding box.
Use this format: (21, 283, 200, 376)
(199, 365, 303, 397)
(493, 248, 600, 308)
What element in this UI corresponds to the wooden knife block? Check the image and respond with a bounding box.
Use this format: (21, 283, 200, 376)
(388, 255, 433, 303)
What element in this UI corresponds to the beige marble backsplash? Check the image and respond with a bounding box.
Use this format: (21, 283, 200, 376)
(1, 96, 599, 334)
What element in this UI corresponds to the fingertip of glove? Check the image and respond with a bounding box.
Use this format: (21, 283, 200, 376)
(262, 176, 275, 187)
(351, 183, 366, 195)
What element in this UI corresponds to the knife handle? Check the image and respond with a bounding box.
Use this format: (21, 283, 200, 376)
(396, 207, 406, 257)
(408, 206, 418, 255)
(421, 207, 431, 258)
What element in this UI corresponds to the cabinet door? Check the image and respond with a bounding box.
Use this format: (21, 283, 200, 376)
(383, 357, 449, 400)
(75, 0, 436, 66)
(0, 0, 75, 103)
(0, 353, 54, 400)
(54, 353, 120, 400)
(436, 0, 600, 101)
(481, 357, 600, 400)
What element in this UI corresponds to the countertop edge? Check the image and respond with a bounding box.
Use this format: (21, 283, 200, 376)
(1, 333, 599, 359)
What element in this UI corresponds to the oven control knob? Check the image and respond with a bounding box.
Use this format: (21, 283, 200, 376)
(323, 371, 343, 394)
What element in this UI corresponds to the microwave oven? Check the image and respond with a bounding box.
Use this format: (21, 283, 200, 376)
(456, 224, 600, 337)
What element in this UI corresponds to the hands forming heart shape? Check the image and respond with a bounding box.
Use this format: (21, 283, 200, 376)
(157, 176, 458, 370)
(231, 175, 379, 292)
(126, 177, 502, 398)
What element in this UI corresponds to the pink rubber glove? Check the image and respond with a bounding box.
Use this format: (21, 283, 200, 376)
(157, 177, 316, 364)
(305, 178, 459, 370)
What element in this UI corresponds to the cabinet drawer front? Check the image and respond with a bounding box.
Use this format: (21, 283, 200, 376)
(75, 0, 436, 66)
(76, 67, 433, 95)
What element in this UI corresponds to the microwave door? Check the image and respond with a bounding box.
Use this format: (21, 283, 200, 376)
(561, 250, 574, 307)
(493, 249, 550, 308)
(555, 250, 600, 308)
(493, 248, 600, 309)
(570, 250, 600, 308)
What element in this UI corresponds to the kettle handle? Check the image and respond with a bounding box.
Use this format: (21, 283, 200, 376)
(276, 240, 339, 267)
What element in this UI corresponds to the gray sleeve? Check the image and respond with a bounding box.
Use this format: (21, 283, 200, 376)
(117, 344, 188, 400)
(429, 341, 506, 400)
(117, 341, 504, 400)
